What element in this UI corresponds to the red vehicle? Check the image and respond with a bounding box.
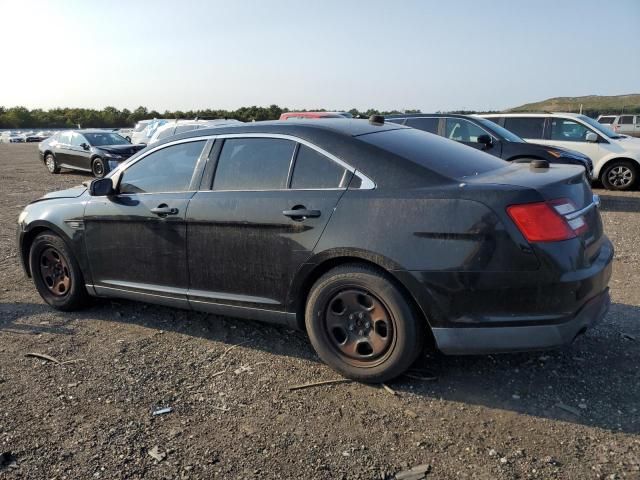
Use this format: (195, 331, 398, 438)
(279, 111, 352, 120)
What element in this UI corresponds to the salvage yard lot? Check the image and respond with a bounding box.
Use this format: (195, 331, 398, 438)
(0, 143, 638, 479)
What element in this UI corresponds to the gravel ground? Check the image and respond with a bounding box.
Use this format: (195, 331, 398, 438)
(0, 143, 639, 480)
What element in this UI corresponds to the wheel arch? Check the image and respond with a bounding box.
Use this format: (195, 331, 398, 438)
(289, 250, 436, 342)
(596, 156, 640, 181)
(20, 222, 75, 277)
(42, 150, 55, 162)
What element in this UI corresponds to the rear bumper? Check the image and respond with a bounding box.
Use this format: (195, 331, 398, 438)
(432, 288, 610, 354)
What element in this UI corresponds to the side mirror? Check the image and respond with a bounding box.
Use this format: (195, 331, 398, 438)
(89, 178, 115, 196)
(81, 143, 90, 150)
(585, 132, 598, 143)
(477, 134, 492, 146)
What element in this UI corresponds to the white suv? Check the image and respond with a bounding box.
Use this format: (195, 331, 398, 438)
(148, 119, 242, 145)
(483, 113, 640, 190)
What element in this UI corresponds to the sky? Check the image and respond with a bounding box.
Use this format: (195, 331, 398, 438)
(0, 0, 638, 112)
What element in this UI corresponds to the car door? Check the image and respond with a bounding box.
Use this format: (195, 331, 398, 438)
(534, 117, 603, 162)
(54, 131, 74, 168)
(186, 135, 353, 315)
(443, 117, 502, 157)
(84, 138, 211, 307)
(69, 132, 92, 170)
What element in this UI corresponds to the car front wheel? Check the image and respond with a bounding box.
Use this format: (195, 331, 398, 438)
(602, 160, 637, 191)
(29, 232, 89, 311)
(92, 157, 106, 178)
(305, 264, 425, 383)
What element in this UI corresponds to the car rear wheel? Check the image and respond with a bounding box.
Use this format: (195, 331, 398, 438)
(305, 264, 425, 383)
(45, 154, 60, 174)
(92, 157, 106, 178)
(602, 160, 637, 191)
(29, 232, 89, 311)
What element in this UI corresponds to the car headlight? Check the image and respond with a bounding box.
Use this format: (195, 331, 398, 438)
(103, 152, 123, 159)
(18, 210, 28, 225)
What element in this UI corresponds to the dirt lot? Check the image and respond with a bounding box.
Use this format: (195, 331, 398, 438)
(0, 143, 639, 480)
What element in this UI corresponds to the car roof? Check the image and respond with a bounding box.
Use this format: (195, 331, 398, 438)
(482, 112, 584, 118)
(176, 119, 406, 141)
(385, 113, 476, 119)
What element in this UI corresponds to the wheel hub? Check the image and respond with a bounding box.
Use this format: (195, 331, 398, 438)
(39, 247, 71, 296)
(324, 289, 394, 363)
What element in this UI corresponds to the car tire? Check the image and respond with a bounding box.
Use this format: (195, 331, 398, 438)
(29, 232, 89, 311)
(45, 154, 60, 174)
(601, 160, 638, 191)
(305, 264, 425, 383)
(91, 157, 107, 178)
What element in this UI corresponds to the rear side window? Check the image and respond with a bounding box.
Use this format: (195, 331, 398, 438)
(405, 117, 439, 134)
(620, 115, 634, 125)
(503, 117, 545, 139)
(359, 128, 505, 180)
(119, 140, 205, 194)
(59, 132, 72, 144)
(291, 145, 349, 189)
(213, 138, 295, 191)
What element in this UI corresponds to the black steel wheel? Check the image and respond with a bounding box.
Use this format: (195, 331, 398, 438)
(45, 153, 60, 174)
(602, 160, 637, 191)
(92, 157, 106, 178)
(29, 232, 89, 311)
(305, 264, 425, 383)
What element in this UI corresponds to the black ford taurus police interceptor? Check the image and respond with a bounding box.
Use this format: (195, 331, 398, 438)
(18, 118, 613, 382)
(39, 130, 145, 178)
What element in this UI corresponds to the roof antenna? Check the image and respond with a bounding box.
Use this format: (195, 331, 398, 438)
(369, 115, 384, 125)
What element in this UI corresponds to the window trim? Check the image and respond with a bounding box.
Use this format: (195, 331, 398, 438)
(114, 137, 213, 195)
(111, 133, 375, 193)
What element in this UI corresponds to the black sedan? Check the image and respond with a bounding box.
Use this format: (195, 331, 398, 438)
(18, 118, 612, 382)
(38, 130, 145, 178)
(386, 113, 593, 176)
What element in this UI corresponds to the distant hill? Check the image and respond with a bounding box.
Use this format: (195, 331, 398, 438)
(507, 94, 640, 115)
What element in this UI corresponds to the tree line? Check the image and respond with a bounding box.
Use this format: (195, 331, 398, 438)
(0, 105, 427, 129)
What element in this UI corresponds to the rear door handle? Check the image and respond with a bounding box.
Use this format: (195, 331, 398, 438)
(283, 209, 321, 220)
(150, 204, 179, 216)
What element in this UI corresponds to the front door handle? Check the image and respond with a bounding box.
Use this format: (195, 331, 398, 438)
(150, 204, 179, 216)
(283, 208, 321, 220)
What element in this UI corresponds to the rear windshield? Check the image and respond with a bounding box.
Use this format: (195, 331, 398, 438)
(359, 128, 506, 179)
(598, 116, 616, 124)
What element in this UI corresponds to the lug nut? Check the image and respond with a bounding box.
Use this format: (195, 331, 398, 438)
(364, 321, 370, 328)
(358, 312, 364, 319)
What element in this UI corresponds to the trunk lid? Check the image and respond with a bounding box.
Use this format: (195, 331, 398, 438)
(467, 163, 604, 248)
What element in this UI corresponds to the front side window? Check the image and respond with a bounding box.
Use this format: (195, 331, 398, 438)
(620, 115, 634, 125)
(213, 138, 295, 191)
(58, 131, 72, 144)
(119, 140, 205, 194)
(71, 132, 86, 147)
(406, 117, 439, 134)
(291, 145, 349, 189)
(503, 117, 545, 139)
(445, 118, 487, 143)
(550, 119, 591, 142)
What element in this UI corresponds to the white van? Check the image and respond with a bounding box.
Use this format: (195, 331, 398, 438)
(482, 113, 640, 190)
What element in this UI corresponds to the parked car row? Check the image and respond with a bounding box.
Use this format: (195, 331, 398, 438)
(19, 117, 613, 382)
(597, 113, 640, 137)
(482, 113, 640, 191)
(1, 130, 53, 143)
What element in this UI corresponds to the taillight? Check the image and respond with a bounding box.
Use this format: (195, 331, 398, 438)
(507, 198, 588, 242)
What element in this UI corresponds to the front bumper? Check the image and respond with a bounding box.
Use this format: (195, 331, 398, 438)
(432, 288, 610, 354)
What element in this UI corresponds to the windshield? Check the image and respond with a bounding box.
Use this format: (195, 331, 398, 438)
(577, 115, 621, 139)
(474, 117, 524, 143)
(85, 132, 130, 146)
(133, 122, 150, 132)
